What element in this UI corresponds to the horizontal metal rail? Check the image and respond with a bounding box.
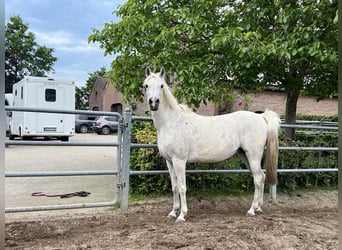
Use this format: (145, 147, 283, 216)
(6, 141, 119, 146)
(7, 167, 336, 178)
(5, 200, 118, 213)
(280, 124, 338, 130)
(292, 120, 337, 123)
(279, 146, 338, 151)
(132, 116, 339, 130)
(132, 116, 153, 121)
(6, 170, 118, 177)
(5, 106, 122, 118)
(8, 142, 336, 151)
(5, 143, 337, 151)
(132, 143, 338, 151)
(130, 168, 337, 176)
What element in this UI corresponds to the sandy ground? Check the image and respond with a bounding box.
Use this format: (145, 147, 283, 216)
(5, 189, 337, 250)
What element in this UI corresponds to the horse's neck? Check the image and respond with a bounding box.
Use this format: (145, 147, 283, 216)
(152, 87, 180, 130)
(151, 110, 168, 130)
(151, 103, 176, 130)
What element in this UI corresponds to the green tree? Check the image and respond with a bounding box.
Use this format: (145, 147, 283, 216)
(211, 0, 338, 137)
(89, 0, 337, 138)
(5, 15, 57, 93)
(75, 66, 107, 110)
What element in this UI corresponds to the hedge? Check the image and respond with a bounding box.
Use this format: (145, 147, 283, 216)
(281, 114, 338, 122)
(130, 117, 337, 196)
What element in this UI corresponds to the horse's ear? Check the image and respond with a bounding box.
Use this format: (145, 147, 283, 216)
(159, 67, 165, 78)
(145, 67, 151, 77)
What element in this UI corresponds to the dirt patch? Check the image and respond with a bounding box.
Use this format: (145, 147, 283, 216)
(5, 190, 337, 250)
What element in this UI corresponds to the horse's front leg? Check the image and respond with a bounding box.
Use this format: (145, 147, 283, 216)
(166, 160, 180, 219)
(172, 158, 188, 222)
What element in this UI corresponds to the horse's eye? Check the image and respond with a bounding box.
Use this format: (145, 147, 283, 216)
(144, 85, 148, 89)
(161, 85, 164, 89)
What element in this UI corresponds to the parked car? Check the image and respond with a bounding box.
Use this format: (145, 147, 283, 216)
(75, 114, 98, 133)
(92, 116, 119, 135)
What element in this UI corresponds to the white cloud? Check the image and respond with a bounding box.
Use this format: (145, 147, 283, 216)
(60, 41, 101, 54)
(51, 67, 89, 85)
(34, 30, 74, 46)
(33, 29, 100, 55)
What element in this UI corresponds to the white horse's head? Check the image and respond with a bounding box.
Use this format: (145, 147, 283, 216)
(143, 68, 166, 111)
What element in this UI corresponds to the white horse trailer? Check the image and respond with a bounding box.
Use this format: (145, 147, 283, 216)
(9, 76, 75, 141)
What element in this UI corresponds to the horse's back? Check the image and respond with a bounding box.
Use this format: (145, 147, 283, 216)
(190, 110, 267, 136)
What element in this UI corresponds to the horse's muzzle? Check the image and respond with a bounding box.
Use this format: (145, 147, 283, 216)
(149, 98, 159, 111)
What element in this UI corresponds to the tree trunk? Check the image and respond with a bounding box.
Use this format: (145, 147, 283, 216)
(284, 88, 300, 139)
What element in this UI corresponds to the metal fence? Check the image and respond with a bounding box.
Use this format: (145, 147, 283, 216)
(5, 107, 338, 213)
(280, 119, 338, 135)
(122, 109, 338, 203)
(5, 107, 123, 213)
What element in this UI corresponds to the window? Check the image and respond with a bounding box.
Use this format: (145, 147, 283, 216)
(21, 86, 23, 99)
(105, 116, 118, 122)
(111, 103, 122, 114)
(45, 89, 56, 102)
(78, 115, 97, 121)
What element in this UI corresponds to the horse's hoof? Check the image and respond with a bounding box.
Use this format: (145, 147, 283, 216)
(175, 217, 185, 223)
(255, 208, 263, 214)
(246, 211, 255, 217)
(167, 211, 177, 219)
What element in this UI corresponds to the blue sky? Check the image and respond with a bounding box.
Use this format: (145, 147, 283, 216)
(5, 0, 126, 87)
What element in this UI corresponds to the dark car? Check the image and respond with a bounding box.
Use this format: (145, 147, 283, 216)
(75, 114, 98, 133)
(92, 116, 119, 135)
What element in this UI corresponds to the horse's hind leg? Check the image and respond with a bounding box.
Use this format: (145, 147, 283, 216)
(245, 152, 265, 216)
(238, 149, 263, 214)
(237, 148, 250, 169)
(166, 160, 180, 219)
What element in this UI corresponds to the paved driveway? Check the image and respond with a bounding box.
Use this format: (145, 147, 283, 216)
(5, 133, 118, 209)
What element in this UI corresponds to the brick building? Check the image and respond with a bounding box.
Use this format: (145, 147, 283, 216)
(89, 76, 338, 116)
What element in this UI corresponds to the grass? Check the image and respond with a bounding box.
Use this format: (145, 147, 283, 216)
(106, 185, 337, 211)
(126, 187, 255, 205)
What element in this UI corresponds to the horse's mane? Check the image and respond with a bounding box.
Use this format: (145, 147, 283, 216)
(179, 104, 193, 112)
(162, 85, 194, 113)
(162, 83, 182, 111)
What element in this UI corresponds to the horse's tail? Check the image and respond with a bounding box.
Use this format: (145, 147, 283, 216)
(263, 109, 280, 185)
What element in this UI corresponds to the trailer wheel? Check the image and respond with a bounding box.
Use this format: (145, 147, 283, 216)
(61, 136, 69, 142)
(8, 128, 15, 140)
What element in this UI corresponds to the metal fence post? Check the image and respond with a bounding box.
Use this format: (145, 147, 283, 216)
(120, 107, 132, 210)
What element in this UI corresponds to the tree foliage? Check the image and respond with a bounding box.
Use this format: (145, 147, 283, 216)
(212, 0, 338, 137)
(5, 15, 57, 93)
(89, 0, 229, 105)
(75, 66, 107, 110)
(89, 0, 337, 137)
